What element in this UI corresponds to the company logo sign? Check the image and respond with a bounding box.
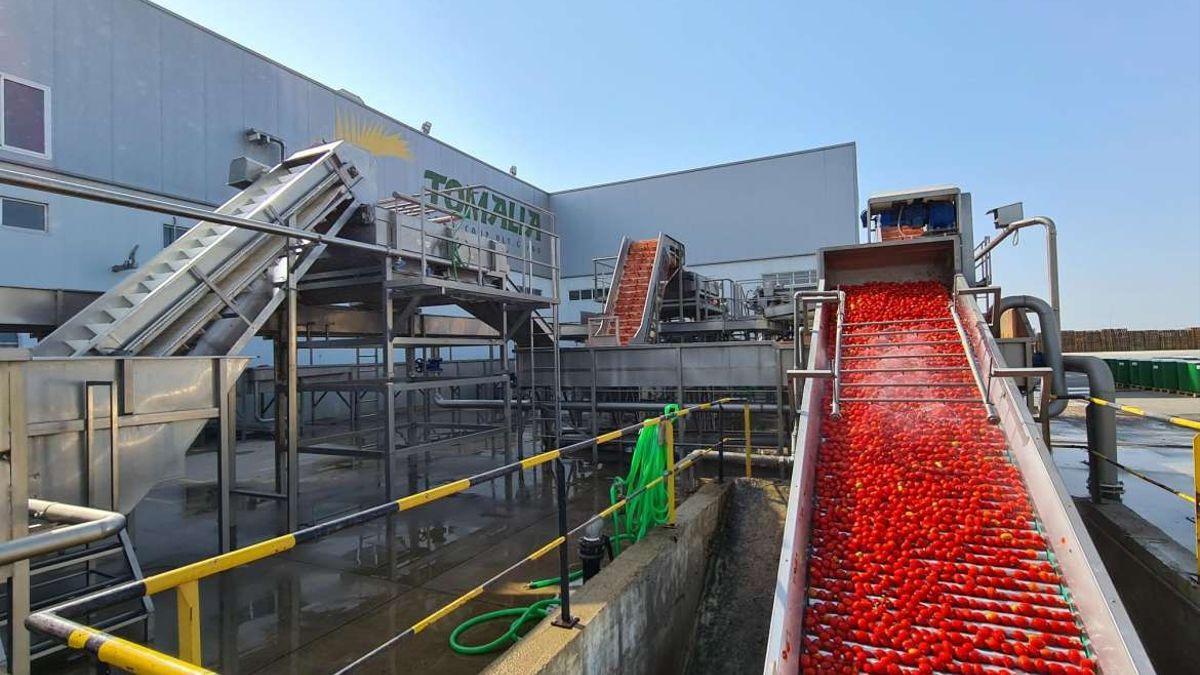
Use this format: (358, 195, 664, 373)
(423, 170, 543, 246)
(335, 111, 412, 160)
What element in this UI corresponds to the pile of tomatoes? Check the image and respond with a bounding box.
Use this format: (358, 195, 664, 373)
(800, 282, 1095, 674)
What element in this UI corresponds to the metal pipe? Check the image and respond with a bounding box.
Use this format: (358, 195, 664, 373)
(973, 216, 1059, 321)
(832, 294, 846, 417)
(0, 166, 392, 258)
(0, 500, 126, 567)
(1062, 355, 1122, 503)
(696, 451, 791, 469)
(949, 301, 999, 423)
(430, 393, 776, 413)
(993, 295, 1068, 417)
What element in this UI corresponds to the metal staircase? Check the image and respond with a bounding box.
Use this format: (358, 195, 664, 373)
(33, 141, 367, 359)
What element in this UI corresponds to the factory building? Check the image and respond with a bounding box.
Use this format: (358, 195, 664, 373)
(0, 3, 1183, 675)
(0, 0, 857, 344)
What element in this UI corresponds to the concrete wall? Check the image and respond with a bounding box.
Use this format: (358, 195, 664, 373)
(1075, 499, 1200, 673)
(550, 143, 859, 277)
(484, 482, 728, 675)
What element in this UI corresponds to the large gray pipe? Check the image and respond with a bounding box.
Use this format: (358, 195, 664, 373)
(1062, 355, 1122, 503)
(431, 394, 777, 414)
(0, 500, 126, 567)
(993, 295, 1067, 417)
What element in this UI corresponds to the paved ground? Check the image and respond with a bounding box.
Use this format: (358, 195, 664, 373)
(43, 431, 690, 674)
(1052, 379, 1198, 555)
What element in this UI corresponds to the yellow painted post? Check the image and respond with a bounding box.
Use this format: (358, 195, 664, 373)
(665, 419, 677, 527)
(177, 580, 201, 665)
(1194, 433, 1199, 578)
(743, 403, 752, 478)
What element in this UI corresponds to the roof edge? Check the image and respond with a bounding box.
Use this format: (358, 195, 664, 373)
(549, 141, 857, 196)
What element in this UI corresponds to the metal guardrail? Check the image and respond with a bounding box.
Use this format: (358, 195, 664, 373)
(1064, 394, 1200, 576)
(26, 397, 752, 674)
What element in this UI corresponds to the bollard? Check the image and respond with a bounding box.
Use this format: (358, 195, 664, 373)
(717, 404, 725, 483)
(551, 458, 577, 627)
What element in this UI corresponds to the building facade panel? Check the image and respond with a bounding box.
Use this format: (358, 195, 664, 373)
(549, 143, 859, 276)
(0, 0, 856, 302)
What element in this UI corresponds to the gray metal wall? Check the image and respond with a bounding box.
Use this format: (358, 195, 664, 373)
(549, 143, 859, 276)
(0, 0, 550, 291)
(0, 0, 859, 300)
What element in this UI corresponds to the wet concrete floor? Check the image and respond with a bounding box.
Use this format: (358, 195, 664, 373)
(44, 432, 668, 674)
(1052, 382, 1198, 555)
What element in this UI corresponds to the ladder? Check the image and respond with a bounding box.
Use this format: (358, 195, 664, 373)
(33, 142, 366, 359)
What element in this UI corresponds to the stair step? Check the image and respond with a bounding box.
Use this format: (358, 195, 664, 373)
(165, 258, 189, 272)
(140, 274, 171, 291)
(66, 339, 94, 353)
(105, 307, 132, 321)
(122, 292, 149, 305)
(86, 322, 113, 336)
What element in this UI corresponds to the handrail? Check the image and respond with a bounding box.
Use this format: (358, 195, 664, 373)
(0, 499, 126, 567)
(26, 397, 746, 674)
(1069, 395, 1200, 432)
(1060, 393, 1200, 576)
(335, 441, 720, 673)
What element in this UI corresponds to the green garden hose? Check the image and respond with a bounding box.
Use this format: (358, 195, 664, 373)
(610, 404, 677, 554)
(526, 568, 582, 589)
(449, 405, 679, 655)
(448, 597, 561, 655)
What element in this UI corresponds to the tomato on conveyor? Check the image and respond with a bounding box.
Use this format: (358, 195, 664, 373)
(800, 281, 1095, 675)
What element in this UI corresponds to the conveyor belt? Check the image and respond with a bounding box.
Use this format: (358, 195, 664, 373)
(800, 282, 1097, 674)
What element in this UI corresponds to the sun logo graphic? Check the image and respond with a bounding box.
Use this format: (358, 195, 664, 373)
(335, 111, 412, 160)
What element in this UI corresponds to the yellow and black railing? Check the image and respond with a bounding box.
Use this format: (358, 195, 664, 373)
(1066, 394, 1199, 576)
(26, 397, 753, 674)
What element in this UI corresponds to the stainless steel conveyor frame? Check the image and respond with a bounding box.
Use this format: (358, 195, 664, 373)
(763, 238, 1154, 675)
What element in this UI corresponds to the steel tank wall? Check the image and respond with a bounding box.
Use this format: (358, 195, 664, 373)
(549, 143, 859, 277)
(0, 0, 552, 294)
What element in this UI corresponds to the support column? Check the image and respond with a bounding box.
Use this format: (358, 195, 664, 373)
(552, 302, 562, 449)
(381, 261, 396, 500)
(501, 305, 513, 499)
(272, 333, 286, 497)
(217, 362, 237, 552)
(4, 361, 30, 675)
(589, 348, 598, 465)
(285, 245, 300, 532)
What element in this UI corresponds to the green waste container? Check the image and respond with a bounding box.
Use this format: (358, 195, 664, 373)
(1114, 359, 1131, 386)
(1176, 359, 1200, 394)
(1102, 358, 1118, 384)
(1152, 359, 1180, 392)
(1131, 359, 1155, 388)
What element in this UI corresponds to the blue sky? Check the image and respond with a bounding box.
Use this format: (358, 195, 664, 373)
(154, 0, 1200, 330)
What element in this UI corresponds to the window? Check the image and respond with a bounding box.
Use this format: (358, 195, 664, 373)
(163, 221, 190, 247)
(0, 332, 18, 348)
(1, 196, 47, 232)
(569, 290, 581, 301)
(762, 269, 817, 290)
(568, 288, 598, 302)
(1, 74, 50, 157)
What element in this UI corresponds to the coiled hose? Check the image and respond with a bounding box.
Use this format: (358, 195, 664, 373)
(449, 405, 677, 655)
